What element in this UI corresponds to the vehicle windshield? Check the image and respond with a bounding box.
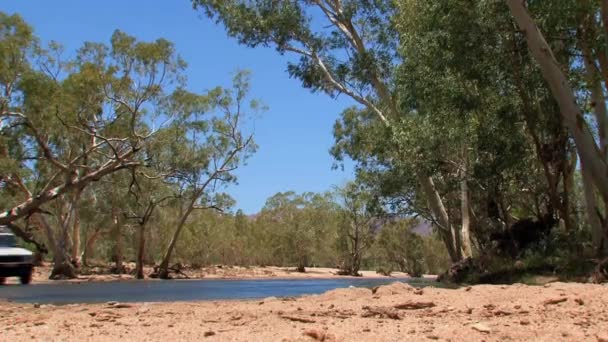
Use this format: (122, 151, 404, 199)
(0, 234, 17, 247)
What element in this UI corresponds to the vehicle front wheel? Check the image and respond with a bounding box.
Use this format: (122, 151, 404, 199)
(20, 271, 32, 285)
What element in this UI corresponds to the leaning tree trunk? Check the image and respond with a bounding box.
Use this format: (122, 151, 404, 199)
(158, 201, 196, 279)
(506, 0, 608, 203)
(582, 159, 608, 256)
(578, 23, 608, 256)
(419, 175, 462, 262)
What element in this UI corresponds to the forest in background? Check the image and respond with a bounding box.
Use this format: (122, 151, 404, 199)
(2, 0, 608, 283)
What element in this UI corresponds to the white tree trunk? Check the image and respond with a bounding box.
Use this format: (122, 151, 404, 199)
(70, 194, 81, 265)
(419, 175, 461, 262)
(460, 149, 473, 258)
(506, 0, 608, 203)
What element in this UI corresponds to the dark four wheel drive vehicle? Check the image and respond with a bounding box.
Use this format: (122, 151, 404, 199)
(0, 226, 34, 285)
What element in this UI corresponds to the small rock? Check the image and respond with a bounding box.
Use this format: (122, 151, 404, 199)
(426, 335, 440, 340)
(471, 323, 491, 334)
(303, 329, 335, 341)
(33, 303, 41, 309)
(574, 298, 584, 306)
(464, 286, 472, 292)
(520, 320, 530, 326)
(137, 308, 150, 314)
(204, 331, 215, 337)
(597, 334, 608, 342)
(543, 297, 567, 306)
(414, 288, 424, 295)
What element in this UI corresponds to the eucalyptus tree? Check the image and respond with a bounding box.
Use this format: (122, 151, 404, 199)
(375, 219, 424, 277)
(156, 71, 257, 279)
(0, 17, 182, 229)
(124, 175, 174, 279)
(260, 191, 338, 272)
(505, 1, 608, 205)
(335, 182, 376, 276)
(1, 12, 254, 278)
(499, 1, 608, 255)
(192, 0, 467, 261)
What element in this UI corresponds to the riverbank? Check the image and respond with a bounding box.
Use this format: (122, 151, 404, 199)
(2, 281, 607, 341)
(25, 263, 419, 284)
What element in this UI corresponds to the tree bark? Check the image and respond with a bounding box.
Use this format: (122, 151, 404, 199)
(112, 208, 123, 274)
(81, 227, 101, 267)
(158, 199, 196, 279)
(71, 196, 81, 266)
(6, 222, 48, 256)
(506, 0, 608, 203)
(579, 25, 608, 161)
(0, 156, 138, 226)
(460, 159, 473, 258)
(135, 223, 146, 279)
(419, 175, 461, 262)
(37, 214, 76, 279)
(582, 159, 608, 256)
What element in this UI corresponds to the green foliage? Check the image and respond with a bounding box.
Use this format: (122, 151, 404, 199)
(374, 219, 425, 277)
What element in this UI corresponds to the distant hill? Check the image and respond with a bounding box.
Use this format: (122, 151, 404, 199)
(411, 220, 433, 237)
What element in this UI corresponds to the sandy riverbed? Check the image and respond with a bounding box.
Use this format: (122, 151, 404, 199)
(1, 281, 607, 341)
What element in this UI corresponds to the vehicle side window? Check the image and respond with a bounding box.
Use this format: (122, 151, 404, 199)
(0, 234, 17, 247)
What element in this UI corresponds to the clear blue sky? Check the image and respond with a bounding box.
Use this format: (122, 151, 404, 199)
(4, 0, 356, 214)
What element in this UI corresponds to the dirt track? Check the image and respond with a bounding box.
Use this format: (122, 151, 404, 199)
(2, 281, 608, 341)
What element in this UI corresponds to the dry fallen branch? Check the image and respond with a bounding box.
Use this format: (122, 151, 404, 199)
(543, 297, 568, 306)
(393, 301, 436, 310)
(361, 306, 400, 320)
(279, 314, 316, 323)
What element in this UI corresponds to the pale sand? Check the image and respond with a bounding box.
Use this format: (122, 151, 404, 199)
(1, 281, 607, 341)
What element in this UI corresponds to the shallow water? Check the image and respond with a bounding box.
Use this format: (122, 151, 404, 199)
(0, 277, 441, 304)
